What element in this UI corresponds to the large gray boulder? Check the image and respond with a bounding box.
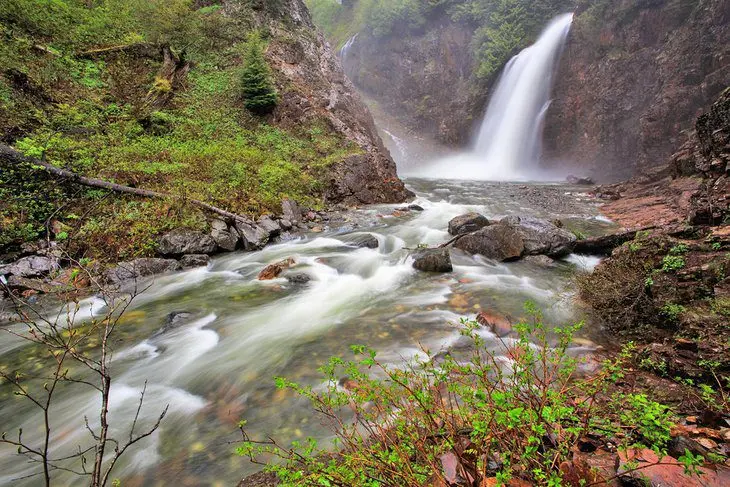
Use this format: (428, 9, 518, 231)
(412, 248, 453, 272)
(282, 198, 303, 224)
(452, 224, 525, 261)
(501, 216, 576, 258)
(448, 212, 490, 236)
(234, 219, 270, 251)
(106, 258, 181, 284)
(258, 216, 282, 240)
(210, 219, 238, 252)
(158, 229, 217, 256)
(0, 255, 60, 278)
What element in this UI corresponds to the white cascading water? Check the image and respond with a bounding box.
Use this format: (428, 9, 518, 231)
(340, 33, 358, 79)
(416, 13, 574, 181)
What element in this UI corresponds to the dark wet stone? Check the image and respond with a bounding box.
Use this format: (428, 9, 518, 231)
(352, 234, 379, 249)
(158, 229, 217, 256)
(408, 204, 424, 211)
(412, 248, 453, 273)
(286, 273, 311, 284)
(500, 216, 576, 258)
(448, 212, 490, 236)
(106, 258, 181, 284)
(155, 311, 193, 336)
(452, 224, 524, 261)
(180, 254, 210, 268)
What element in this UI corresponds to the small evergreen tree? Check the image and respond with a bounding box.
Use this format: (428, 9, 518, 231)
(239, 32, 279, 115)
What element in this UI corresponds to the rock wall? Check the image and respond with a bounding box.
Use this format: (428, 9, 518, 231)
(342, 15, 483, 146)
(544, 0, 730, 181)
(246, 0, 412, 204)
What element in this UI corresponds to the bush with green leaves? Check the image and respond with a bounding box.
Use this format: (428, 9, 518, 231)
(238, 303, 687, 486)
(239, 33, 279, 115)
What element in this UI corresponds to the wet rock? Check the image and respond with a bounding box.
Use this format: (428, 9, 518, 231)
(573, 229, 642, 255)
(258, 258, 296, 280)
(412, 248, 453, 273)
(408, 204, 424, 211)
(5, 276, 68, 294)
(278, 219, 293, 231)
(452, 224, 525, 261)
(352, 234, 379, 249)
(501, 216, 576, 258)
(282, 198, 303, 224)
(286, 273, 311, 284)
(476, 310, 514, 337)
(566, 175, 595, 185)
(0, 255, 60, 278)
(234, 219, 270, 251)
(210, 219, 238, 252)
(180, 254, 210, 269)
(158, 229, 217, 257)
(448, 212, 490, 236)
(258, 216, 282, 239)
(106, 258, 181, 284)
(153, 311, 193, 336)
(618, 448, 730, 486)
(523, 255, 557, 267)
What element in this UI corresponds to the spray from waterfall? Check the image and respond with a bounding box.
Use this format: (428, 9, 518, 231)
(414, 13, 574, 181)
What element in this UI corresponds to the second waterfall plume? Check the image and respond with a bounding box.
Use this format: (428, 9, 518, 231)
(417, 13, 574, 181)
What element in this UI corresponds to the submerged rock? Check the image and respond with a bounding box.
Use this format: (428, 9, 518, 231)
(286, 273, 312, 284)
(158, 229, 217, 256)
(476, 310, 514, 337)
(412, 248, 453, 273)
(154, 311, 194, 336)
(452, 224, 524, 261)
(351, 234, 379, 249)
(258, 258, 296, 280)
(106, 258, 181, 284)
(448, 212, 490, 236)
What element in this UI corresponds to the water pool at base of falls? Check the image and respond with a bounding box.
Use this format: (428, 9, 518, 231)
(0, 178, 616, 486)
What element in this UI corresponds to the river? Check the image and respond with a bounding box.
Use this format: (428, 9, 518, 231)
(0, 176, 616, 486)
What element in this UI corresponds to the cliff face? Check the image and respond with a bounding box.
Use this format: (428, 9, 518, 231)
(237, 0, 412, 205)
(545, 0, 730, 181)
(342, 16, 483, 146)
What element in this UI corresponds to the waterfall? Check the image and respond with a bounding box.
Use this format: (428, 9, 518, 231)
(475, 13, 573, 177)
(418, 13, 573, 181)
(340, 34, 358, 79)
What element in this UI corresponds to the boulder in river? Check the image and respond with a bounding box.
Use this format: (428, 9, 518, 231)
(476, 310, 514, 337)
(106, 258, 181, 284)
(452, 224, 525, 261)
(412, 248, 453, 273)
(448, 212, 490, 236)
(180, 254, 210, 268)
(351, 234, 379, 249)
(501, 216, 576, 258)
(258, 258, 296, 280)
(286, 273, 312, 284)
(0, 255, 60, 278)
(158, 229, 217, 256)
(210, 219, 238, 252)
(566, 175, 595, 185)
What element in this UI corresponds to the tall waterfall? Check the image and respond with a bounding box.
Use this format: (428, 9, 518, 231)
(415, 13, 573, 181)
(340, 34, 358, 79)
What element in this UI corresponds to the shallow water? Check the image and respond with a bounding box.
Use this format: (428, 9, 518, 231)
(0, 179, 616, 486)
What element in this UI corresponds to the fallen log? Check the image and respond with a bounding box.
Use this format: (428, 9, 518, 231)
(0, 144, 249, 223)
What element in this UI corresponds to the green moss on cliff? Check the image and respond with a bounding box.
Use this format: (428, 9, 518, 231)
(0, 0, 359, 259)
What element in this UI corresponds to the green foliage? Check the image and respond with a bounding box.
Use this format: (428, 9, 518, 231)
(239, 32, 279, 115)
(238, 304, 683, 486)
(669, 243, 690, 255)
(619, 394, 673, 452)
(661, 255, 686, 272)
(659, 303, 686, 323)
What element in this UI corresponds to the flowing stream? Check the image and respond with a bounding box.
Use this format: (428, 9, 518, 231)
(0, 180, 615, 486)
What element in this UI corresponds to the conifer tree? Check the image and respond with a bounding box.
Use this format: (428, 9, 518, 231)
(239, 32, 279, 114)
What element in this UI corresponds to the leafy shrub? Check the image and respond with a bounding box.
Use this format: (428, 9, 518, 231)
(239, 33, 279, 115)
(239, 304, 681, 486)
(662, 255, 686, 272)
